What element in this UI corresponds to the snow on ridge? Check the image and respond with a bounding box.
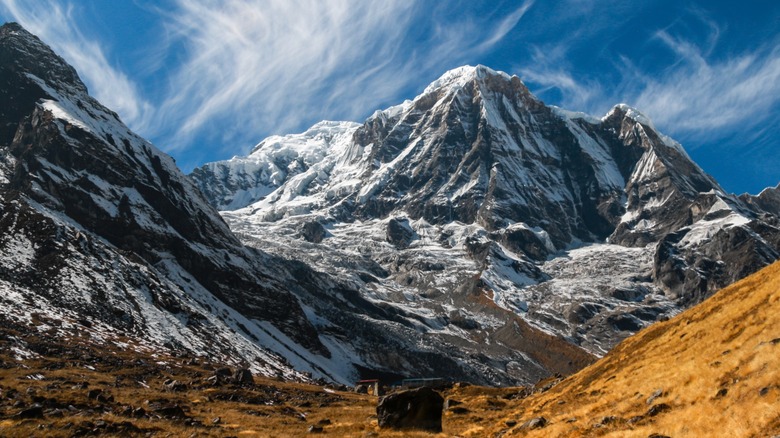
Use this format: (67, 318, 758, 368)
(422, 64, 513, 96)
(550, 105, 601, 125)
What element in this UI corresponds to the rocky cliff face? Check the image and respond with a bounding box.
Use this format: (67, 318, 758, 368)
(0, 21, 337, 377)
(193, 65, 780, 355)
(0, 23, 595, 386)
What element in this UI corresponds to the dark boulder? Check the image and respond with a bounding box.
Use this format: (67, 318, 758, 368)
(301, 221, 326, 243)
(376, 387, 444, 432)
(386, 218, 415, 249)
(16, 404, 44, 419)
(232, 368, 254, 385)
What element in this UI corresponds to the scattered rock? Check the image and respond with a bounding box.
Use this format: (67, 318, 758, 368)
(214, 367, 232, 378)
(232, 368, 254, 385)
(450, 407, 470, 415)
(520, 417, 547, 430)
(308, 425, 324, 433)
(86, 388, 114, 403)
(153, 404, 188, 419)
(317, 418, 332, 425)
(376, 387, 444, 432)
(600, 416, 618, 425)
(534, 375, 564, 393)
(16, 404, 44, 419)
(164, 379, 188, 392)
(646, 389, 664, 405)
(301, 221, 327, 243)
(505, 420, 517, 427)
(647, 403, 671, 417)
(715, 388, 728, 398)
(45, 408, 65, 418)
(386, 218, 415, 249)
(212, 417, 221, 424)
(759, 387, 770, 396)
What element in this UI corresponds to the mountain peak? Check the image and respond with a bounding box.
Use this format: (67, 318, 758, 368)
(605, 103, 656, 129)
(0, 21, 87, 97)
(422, 64, 514, 95)
(0, 21, 24, 33)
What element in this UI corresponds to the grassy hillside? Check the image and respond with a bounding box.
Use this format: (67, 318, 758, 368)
(484, 260, 780, 437)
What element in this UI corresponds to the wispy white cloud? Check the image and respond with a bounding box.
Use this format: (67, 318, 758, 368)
(1, 0, 533, 163)
(518, 13, 780, 148)
(151, 0, 534, 156)
(0, 0, 154, 133)
(517, 45, 601, 111)
(629, 31, 780, 140)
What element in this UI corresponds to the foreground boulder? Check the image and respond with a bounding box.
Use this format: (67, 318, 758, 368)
(376, 387, 444, 432)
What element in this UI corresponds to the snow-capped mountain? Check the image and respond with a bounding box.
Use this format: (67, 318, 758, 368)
(0, 23, 596, 386)
(193, 64, 780, 356)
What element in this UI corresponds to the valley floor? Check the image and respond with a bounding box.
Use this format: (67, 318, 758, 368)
(2, 262, 779, 437)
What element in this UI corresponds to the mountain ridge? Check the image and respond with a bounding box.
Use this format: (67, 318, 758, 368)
(193, 62, 780, 357)
(1, 22, 595, 386)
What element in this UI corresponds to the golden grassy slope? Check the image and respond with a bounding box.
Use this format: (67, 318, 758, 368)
(485, 260, 780, 437)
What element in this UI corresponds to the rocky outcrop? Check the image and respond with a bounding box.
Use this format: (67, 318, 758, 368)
(0, 22, 328, 379)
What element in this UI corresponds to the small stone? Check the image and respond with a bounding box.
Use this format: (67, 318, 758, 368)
(505, 420, 517, 427)
(164, 380, 188, 392)
(759, 387, 770, 396)
(308, 425, 324, 433)
(715, 388, 728, 398)
(646, 389, 664, 405)
(154, 405, 188, 419)
(317, 418, 332, 425)
(521, 417, 547, 429)
(212, 417, 221, 424)
(647, 403, 671, 417)
(600, 416, 618, 425)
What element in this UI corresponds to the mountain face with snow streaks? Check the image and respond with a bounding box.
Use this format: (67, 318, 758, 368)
(2, 21, 778, 388)
(193, 64, 780, 356)
(0, 23, 596, 386)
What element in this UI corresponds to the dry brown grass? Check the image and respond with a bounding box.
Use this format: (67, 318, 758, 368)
(2, 261, 778, 437)
(478, 260, 780, 437)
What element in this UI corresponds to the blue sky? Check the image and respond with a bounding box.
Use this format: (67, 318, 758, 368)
(1, 1, 778, 194)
